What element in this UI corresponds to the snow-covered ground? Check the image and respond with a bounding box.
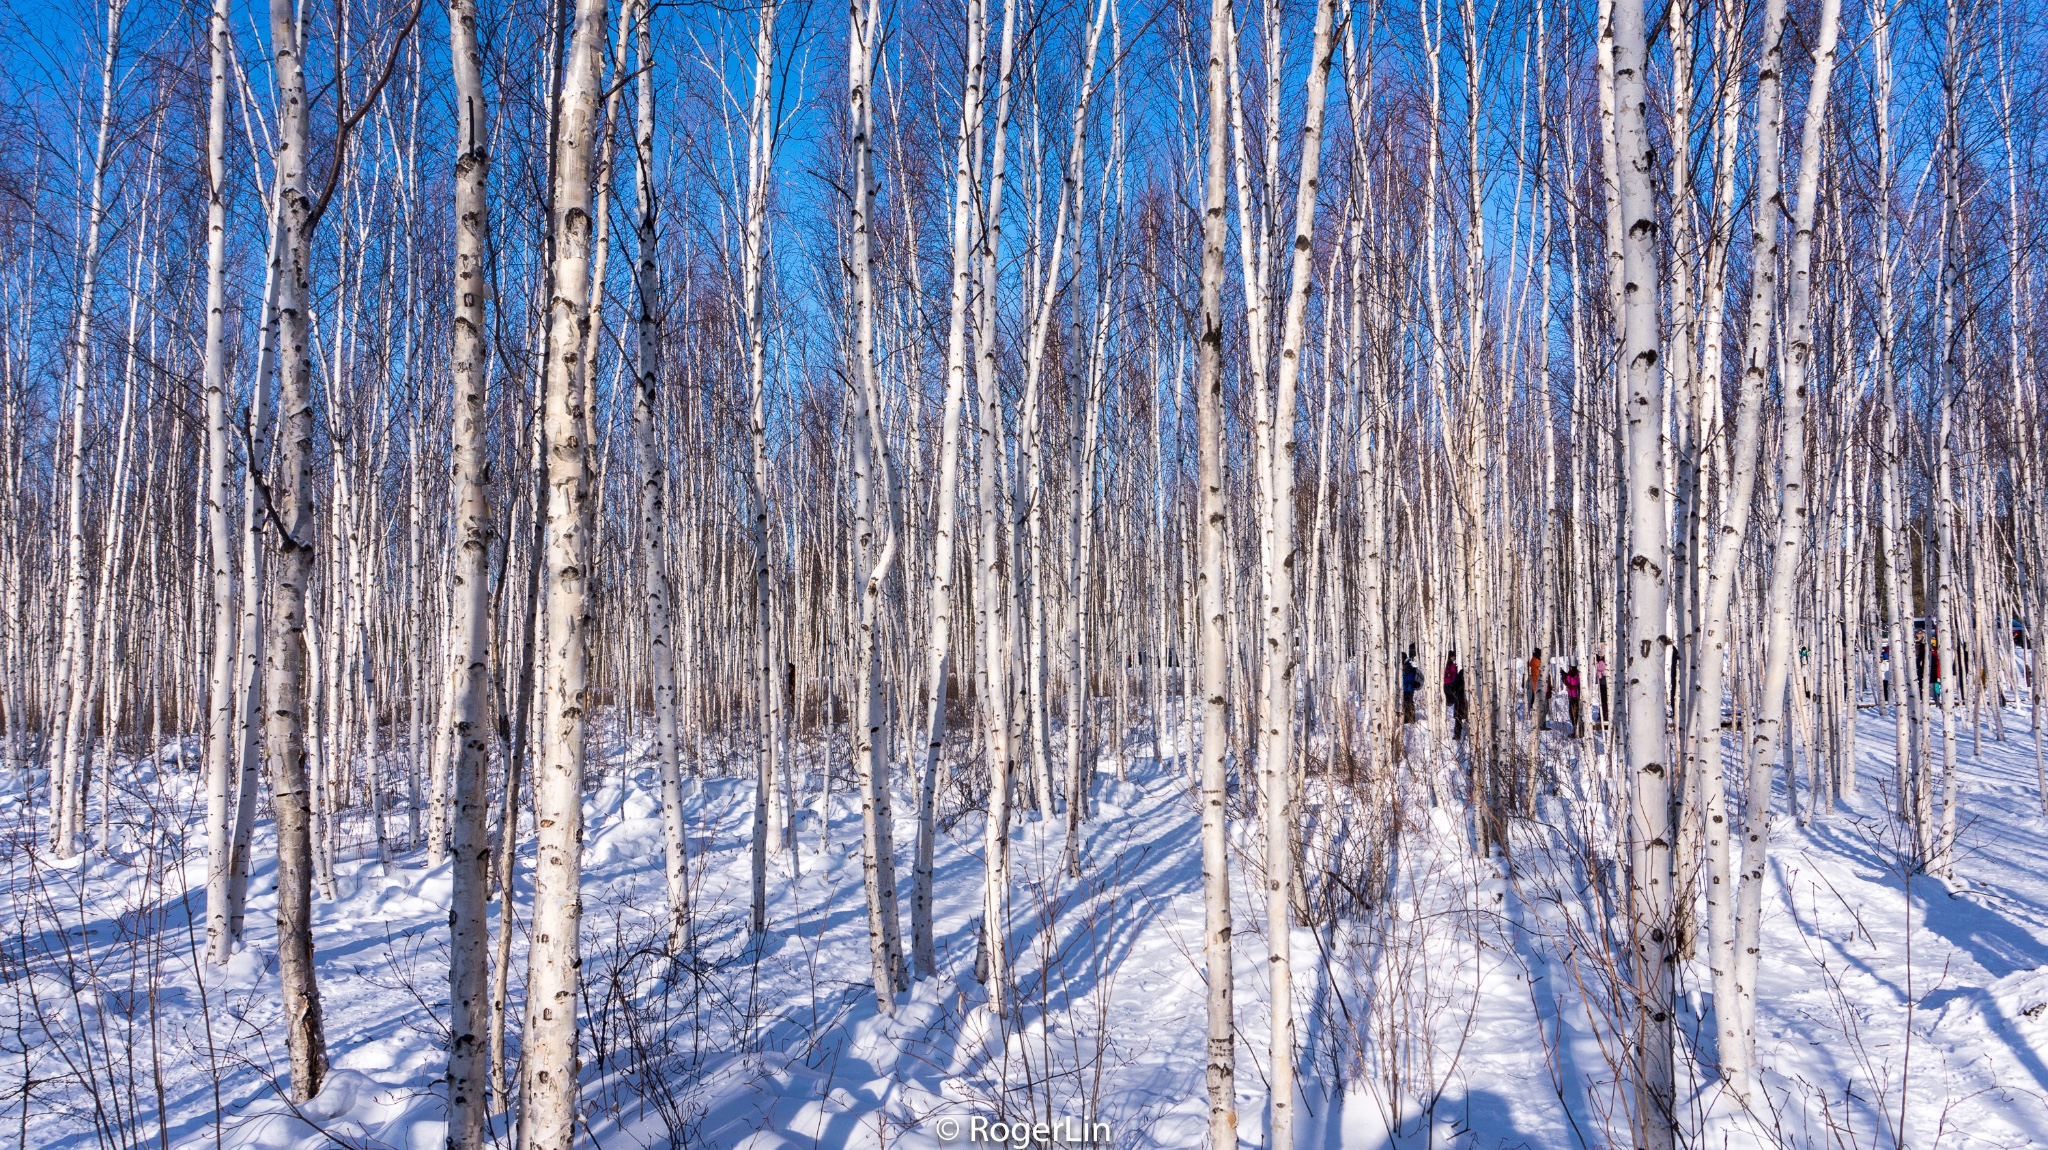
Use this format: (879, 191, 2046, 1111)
(5, 707, 2047, 1148)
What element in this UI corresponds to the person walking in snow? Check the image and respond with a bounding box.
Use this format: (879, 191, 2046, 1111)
(1443, 651, 1467, 740)
(1562, 662, 1583, 738)
(1527, 647, 1544, 719)
(1401, 646, 1422, 724)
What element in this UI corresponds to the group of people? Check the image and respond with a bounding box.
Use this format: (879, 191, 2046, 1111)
(1397, 647, 1468, 738)
(1879, 629, 2018, 708)
(1398, 644, 1607, 740)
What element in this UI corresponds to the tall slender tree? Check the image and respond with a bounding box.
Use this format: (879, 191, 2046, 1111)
(263, 0, 330, 1101)
(200, 0, 239, 967)
(1197, 1, 1236, 1143)
(522, 0, 611, 1138)
(444, 0, 496, 1137)
(1608, 0, 1675, 1139)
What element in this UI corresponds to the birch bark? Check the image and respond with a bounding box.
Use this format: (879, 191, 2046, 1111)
(848, 0, 907, 1011)
(522, 0, 610, 1138)
(974, 0, 1020, 1019)
(1608, 0, 1676, 1138)
(1255, 1, 1340, 1142)
(445, 0, 495, 1138)
(1196, 3, 1235, 1142)
(1730, 0, 1842, 1096)
(1687, 0, 1789, 1098)
(201, 0, 238, 965)
(50, 0, 128, 859)
(264, 0, 329, 1100)
(629, 0, 690, 946)
(1930, 0, 1965, 875)
(743, 0, 782, 938)
(228, 197, 285, 945)
(911, 0, 986, 977)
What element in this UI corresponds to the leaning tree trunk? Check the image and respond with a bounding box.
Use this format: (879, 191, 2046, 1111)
(911, 0, 986, 977)
(50, 0, 128, 860)
(1250, 2, 1340, 1143)
(1731, 0, 1842, 1092)
(1688, 0, 1788, 1101)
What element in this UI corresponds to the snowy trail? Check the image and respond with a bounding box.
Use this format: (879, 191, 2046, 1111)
(1728, 713, 2048, 1148)
(5, 709, 2048, 1148)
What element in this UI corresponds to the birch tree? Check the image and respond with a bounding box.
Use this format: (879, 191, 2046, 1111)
(263, 0, 330, 1100)
(1729, 0, 1842, 1095)
(911, 0, 988, 979)
(630, 0, 690, 947)
(742, 0, 782, 941)
(847, 0, 908, 1012)
(49, 0, 129, 861)
(974, 0, 1021, 1019)
(1689, 0, 1789, 1100)
(1607, 0, 1675, 1138)
(200, 0, 238, 966)
(1196, 1, 1236, 1142)
(1248, 1, 1341, 1142)
(522, 0, 611, 1138)
(444, 0, 495, 1137)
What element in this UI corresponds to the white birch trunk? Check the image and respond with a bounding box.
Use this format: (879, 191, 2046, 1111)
(1930, 0, 1966, 874)
(1689, 0, 1788, 1098)
(50, 0, 129, 860)
(264, 0, 328, 1101)
(522, 0, 610, 1139)
(228, 197, 285, 946)
(911, 0, 986, 977)
(200, 0, 239, 966)
(445, 0, 495, 1138)
(743, 0, 783, 938)
(1255, 3, 1339, 1142)
(974, 0, 1020, 1019)
(628, 0, 690, 947)
(1730, 0, 1841, 1096)
(847, 0, 907, 1011)
(1609, 0, 1675, 1138)
(1196, 2, 1236, 1141)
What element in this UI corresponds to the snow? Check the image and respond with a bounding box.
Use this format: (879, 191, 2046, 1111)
(4, 707, 2047, 1148)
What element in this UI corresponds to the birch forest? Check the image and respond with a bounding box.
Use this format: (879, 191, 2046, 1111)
(4, 0, 2048, 1145)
